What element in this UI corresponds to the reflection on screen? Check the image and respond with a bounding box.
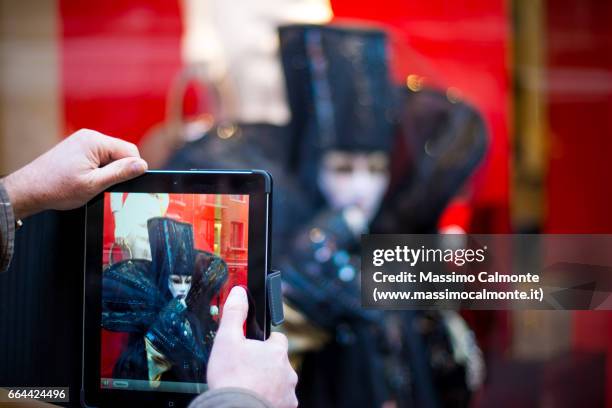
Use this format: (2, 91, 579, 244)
(99, 193, 249, 393)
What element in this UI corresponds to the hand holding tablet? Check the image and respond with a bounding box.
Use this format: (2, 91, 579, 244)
(0, 129, 293, 408)
(202, 286, 298, 408)
(83, 170, 277, 407)
(3, 129, 147, 220)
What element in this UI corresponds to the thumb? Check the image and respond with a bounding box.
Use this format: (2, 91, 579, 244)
(91, 157, 147, 191)
(217, 286, 248, 341)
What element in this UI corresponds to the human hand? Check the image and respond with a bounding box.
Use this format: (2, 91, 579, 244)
(207, 286, 298, 408)
(2, 129, 147, 219)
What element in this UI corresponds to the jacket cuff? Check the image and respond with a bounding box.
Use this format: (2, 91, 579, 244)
(0, 180, 15, 274)
(188, 387, 273, 408)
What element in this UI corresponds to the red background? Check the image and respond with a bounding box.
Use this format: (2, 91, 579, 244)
(543, 1, 612, 405)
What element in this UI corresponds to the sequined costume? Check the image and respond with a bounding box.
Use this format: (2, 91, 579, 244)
(102, 217, 228, 383)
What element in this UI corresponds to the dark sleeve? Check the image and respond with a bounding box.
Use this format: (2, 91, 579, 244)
(277, 209, 380, 330)
(0, 180, 15, 274)
(188, 388, 272, 408)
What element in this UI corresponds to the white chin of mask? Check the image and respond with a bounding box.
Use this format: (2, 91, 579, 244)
(169, 282, 191, 299)
(318, 169, 389, 223)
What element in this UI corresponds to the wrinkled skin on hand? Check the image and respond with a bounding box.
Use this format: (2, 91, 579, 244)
(3, 129, 147, 219)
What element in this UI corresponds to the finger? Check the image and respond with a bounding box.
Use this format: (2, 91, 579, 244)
(289, 368, 298, 386)
(217, 286, 249, 341)
(93, 133, 141, 164)
(267, 332, 289, 350)
(90, 157, 147, 191)
(288, 390, 299, 408)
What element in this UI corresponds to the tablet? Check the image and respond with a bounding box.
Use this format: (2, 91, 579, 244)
(82, 170, 272, 407)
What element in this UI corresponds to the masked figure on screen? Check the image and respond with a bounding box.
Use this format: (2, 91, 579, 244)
(102, 217, 228, 384)
(110, 193, 170, 260)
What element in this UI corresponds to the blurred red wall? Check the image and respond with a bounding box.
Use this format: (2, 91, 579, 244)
(544, 1, 612, 406)
(60, 0, 183, 142)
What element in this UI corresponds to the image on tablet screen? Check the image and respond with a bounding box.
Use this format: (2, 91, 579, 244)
(99, 192, 248, 394)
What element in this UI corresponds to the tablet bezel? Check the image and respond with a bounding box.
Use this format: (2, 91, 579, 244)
(82, 170, 272, 407)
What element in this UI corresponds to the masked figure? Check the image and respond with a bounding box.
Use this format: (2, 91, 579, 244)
(102, 217, 228, 384)
(279, 24, 488, 408)
(166, 21, 487, 408)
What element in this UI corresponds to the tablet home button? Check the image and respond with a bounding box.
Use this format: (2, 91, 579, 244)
(168, 401, 175, 407)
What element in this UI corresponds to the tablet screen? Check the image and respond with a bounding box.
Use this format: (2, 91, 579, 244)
(99, 192, 249, 394)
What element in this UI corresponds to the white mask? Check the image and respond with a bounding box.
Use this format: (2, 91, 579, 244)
(168, 274, 192, 299)
(317, 151, 390, 223)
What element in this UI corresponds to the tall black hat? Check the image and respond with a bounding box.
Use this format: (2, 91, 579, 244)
(147, 217, 196, 299)
(279, 24, 396, 192)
